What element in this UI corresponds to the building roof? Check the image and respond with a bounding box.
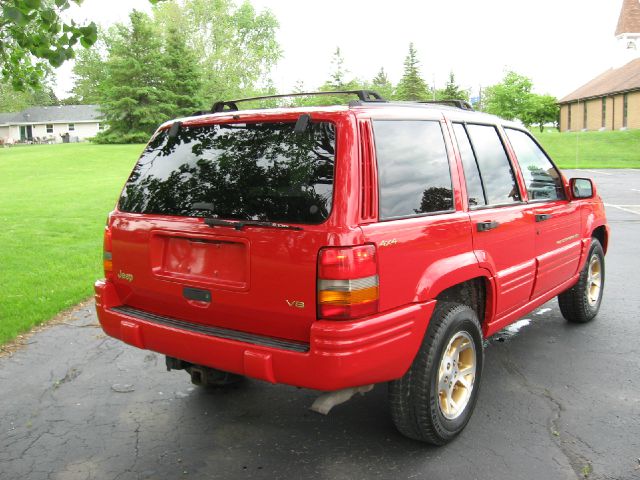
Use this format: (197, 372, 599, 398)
(558, 57, 640, 103)
(616, 0, 640, 36)
(0, 105, 101, 125)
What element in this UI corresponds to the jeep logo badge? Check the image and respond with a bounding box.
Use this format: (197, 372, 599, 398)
(117, 271, 134, 282)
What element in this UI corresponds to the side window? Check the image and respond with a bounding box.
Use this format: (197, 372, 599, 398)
(452, 123, 486, 207)
(465, 124, 520, 205)
(505, 129, 565, 201)
(373, 120, 453, 220)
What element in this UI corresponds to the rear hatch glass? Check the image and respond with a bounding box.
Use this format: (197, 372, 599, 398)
(118, 121, 336, 224)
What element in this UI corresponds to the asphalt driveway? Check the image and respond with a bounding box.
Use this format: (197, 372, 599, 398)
(1, 169, 639, 480)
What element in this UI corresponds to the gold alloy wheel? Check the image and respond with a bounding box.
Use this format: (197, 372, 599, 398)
(437, 331, 476, 420)
(587, 254, 603, 307)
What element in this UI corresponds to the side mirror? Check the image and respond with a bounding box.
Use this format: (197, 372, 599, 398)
(570, 178, 594, 199)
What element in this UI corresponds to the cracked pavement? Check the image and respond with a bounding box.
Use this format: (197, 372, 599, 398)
(1, 170, 639, 480)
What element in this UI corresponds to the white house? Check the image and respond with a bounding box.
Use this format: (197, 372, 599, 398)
(0, 105, 103, 144)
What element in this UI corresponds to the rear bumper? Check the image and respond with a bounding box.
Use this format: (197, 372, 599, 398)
(95, 280, 435, 391)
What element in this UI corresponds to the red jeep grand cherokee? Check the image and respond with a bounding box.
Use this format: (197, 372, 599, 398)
(95, 91, 609, 444)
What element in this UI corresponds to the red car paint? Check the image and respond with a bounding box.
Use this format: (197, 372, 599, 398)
(95, 103, 609, 390)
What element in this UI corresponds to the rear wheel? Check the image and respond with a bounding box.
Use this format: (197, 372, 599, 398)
(389, 302, 484, 444)
(558, 238, 605, 323)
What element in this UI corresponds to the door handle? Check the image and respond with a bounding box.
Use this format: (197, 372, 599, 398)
(535, 214, 552, 222)
(476, 220, 500, 232)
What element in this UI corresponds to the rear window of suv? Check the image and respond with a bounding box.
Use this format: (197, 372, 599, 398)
(118, 121, 336, 224)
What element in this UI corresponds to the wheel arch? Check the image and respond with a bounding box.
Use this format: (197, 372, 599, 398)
(592, 225, 609, 254)
(434, 277, 493, 334)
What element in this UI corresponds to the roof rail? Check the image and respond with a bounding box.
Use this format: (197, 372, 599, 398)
(211, 90, 386, 113)
(418, 99, 474, 111)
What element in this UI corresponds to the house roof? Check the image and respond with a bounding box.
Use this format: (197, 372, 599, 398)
(558, 57, 640, 103)
(616, 0, 640, 36)
(0, 105, 101, 125)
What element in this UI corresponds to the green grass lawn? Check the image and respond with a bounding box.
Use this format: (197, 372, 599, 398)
(0, 143, 143, 345)
(533, 129, 640, 169)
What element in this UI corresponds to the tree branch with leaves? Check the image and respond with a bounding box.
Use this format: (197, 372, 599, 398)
(0, 0, 100, 89)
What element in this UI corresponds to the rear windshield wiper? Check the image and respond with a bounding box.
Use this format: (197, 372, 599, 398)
(204, 218, 303, 231)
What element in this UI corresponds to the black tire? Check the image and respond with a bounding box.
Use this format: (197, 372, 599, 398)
(558, 238, 605, 323)
(389, 302, 484, 445)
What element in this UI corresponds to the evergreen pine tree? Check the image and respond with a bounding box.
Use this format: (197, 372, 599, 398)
(371, 67, 394, 100)
(436, 72, 469, 102)
(396, 43, 429, 101)
(319, 47, 363, 104)
(327, 47, 347, 90)
(96, 11, 174, 143)
(163, 26, 203, 117)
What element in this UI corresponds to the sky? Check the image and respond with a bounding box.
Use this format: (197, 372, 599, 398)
(55, 0, 627, 100)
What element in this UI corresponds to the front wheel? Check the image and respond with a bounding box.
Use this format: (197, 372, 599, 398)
(389, 302, 484, 445)
(558, 238, 605, 323)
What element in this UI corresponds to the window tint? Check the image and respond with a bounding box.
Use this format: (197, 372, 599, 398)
(373, 120, 453, 219)
(465, 124, 520, 205)
(453, 123, 486, 207)
(505, 129, 565, 201)
(119, 121, 336, 224)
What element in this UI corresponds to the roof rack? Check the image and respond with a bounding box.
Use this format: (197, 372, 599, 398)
(210, 90, 386, 113)
(418, 100, 474, 111)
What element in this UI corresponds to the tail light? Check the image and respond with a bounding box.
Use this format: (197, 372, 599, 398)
(317, 244, 379, 320)
(103, 224, 113, 281)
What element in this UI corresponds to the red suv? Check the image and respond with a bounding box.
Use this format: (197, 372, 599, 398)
(95, 91, 609, 444)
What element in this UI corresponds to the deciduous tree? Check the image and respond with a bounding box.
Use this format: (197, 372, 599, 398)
(153, 0, 281, 101)
(69, 32, 108, 104)
(483, 71, 533, 121)
(523, 94, 559, 132)
(0, 77, 57, 110)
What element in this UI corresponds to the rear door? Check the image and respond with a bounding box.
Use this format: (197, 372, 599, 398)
(360, 119, 473, 312)
(110, 116, 342, 343)
(503, 128, 581, 297)
(452, 123, 536, 320)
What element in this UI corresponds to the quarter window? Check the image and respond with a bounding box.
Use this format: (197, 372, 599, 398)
(465, 124, 520, 205)
(453, 123, 486, 207)
(505, 129, 565, 201)
(373, 120, 453, 219)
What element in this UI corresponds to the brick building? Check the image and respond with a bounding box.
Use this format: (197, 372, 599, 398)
(558, 0, 640, 131)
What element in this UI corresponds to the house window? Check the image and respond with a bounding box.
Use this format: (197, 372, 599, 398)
(623, 94, 628, 128)
(601, 98, 606, 128)
(46, 124, 53, 134)
(98, 123, 105, 130)
(567, 104, 572, 130)
(68, 123, 75, 131)
(583, 102, 588, 130)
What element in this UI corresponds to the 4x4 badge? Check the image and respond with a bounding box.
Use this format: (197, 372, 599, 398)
(380, 238, 398, 247)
